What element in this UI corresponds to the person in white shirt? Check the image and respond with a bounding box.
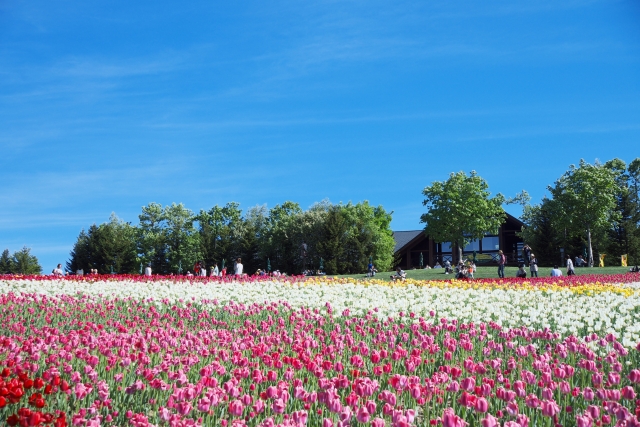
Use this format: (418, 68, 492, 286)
(390, 267, 406, 282)
(211, 263, 219, 277)
(52, 264, 65, 276)
(200, 267, 207, 277)
(550, 265, 563, 277)
(565, 255, 575, 276)
(234, 258, 243, 276)
(144, 265, 152, 276)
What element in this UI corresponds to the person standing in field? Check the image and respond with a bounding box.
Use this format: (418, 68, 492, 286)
(234, 258, 243, 276)
(144, 264, 152, 276)
(497, 250, 506, 278)
(52, 264, 65, 276)
(522, 245, 531, 266)
(211, 263, 219, 277)
(566, 255, 575, 276)
(529, 254, 539, 277)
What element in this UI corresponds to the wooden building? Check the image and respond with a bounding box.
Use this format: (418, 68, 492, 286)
(393, 213, 525, 269)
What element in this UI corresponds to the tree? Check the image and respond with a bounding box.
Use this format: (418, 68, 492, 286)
(262, 201, 303, 274)
(315, 206, 348, 275)
(604, 158, 640, 265)
(519, 197, 586, 266)
(339, 201, 395, 273)
(0, 249, 14, 274)
(548, 160, 619, 267)
(420, 171, 506, 262)
(67, 214, 138, 274)
(239, 205, 268, 274)
(138, 203, 169, 273)
(67, 227, 94, 273)
(163, 203, 200, 273)
(197, 203, 244, 272)
(12, 247, 42, 275)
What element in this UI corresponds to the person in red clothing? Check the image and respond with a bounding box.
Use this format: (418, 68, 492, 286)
(194, 261, 201, 276)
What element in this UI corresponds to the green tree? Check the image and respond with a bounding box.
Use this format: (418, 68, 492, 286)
(164, 203, 200, 273)
(262, 201, 303, 274)
(0, 249, 15, 274)
(339, 201, 395, 273)
(67, 214, 138, 274)
(315, 206, 347, 274)
(197, 203, 244, 273)
(67, 227, 95, 273)
(548, 160, 619, 267)
(628, 158, 640, 265)
(420, 171, 506, 262)
(238, 205, 268, 274)
(604, 158, 640, 265)
(138, 202, 169, 273)
(12, 247, 42, 274)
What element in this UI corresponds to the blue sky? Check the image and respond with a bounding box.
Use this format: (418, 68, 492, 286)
(2, 0, 640, 271)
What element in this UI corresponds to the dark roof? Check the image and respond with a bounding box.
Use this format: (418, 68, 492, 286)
(505, 212, 525, 228)
(392, 230, 424, 253)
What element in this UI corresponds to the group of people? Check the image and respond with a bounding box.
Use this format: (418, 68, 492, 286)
(512, 245, 581, 278)
(143, 258, 245, 277)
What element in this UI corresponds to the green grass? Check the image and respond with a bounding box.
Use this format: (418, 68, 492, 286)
(336, 265, 635, 281)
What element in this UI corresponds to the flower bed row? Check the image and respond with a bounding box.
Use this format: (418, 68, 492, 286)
(2, 277, 640, 347)
(0, 293, 639, 426)
(2, 273, 639, 288)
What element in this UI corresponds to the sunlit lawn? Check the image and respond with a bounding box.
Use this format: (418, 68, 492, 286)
(337, 265, 635, 281)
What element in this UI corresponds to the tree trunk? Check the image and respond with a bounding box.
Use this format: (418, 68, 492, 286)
(458, 243, 463, 264)
(587, 227, 594, 267)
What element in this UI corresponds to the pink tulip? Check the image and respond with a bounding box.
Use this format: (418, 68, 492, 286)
(461, 377, 475, 391)
(622, 386, 637, 400)
(322, 419, 333, 427)
(583, 387, 595, 400)
(506, 401, 519, 416)
(339, 406, 352, 422)
(525, 394, 540, 409)
(540, 400, 560, 417)
(474, 397, 489, 413)
(371, 418, 385, 427)
(481, 414, 498, 427)
(516, 414, 529, 427)
(292, 410, 308, 425)
(175, 401, 192, 416)
(442, 408, 467, 427)
(356, 406, 371, 423)
(585, 405, 599, 419)
(366, 399, 377, 415)
(272, 398, 285, 414)
(576, 414, 593, 427)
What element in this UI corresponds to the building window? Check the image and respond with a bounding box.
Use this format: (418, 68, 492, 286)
(481, 236, 499, 251)
(463, 240, 479, 252)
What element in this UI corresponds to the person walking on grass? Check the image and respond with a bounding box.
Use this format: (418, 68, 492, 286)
(529, 254, 539, 278)
(497, 250, 506, 278)
(566, 255, 575, 276)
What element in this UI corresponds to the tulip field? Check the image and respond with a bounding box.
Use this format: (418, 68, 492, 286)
(1, 274, 640, 427)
